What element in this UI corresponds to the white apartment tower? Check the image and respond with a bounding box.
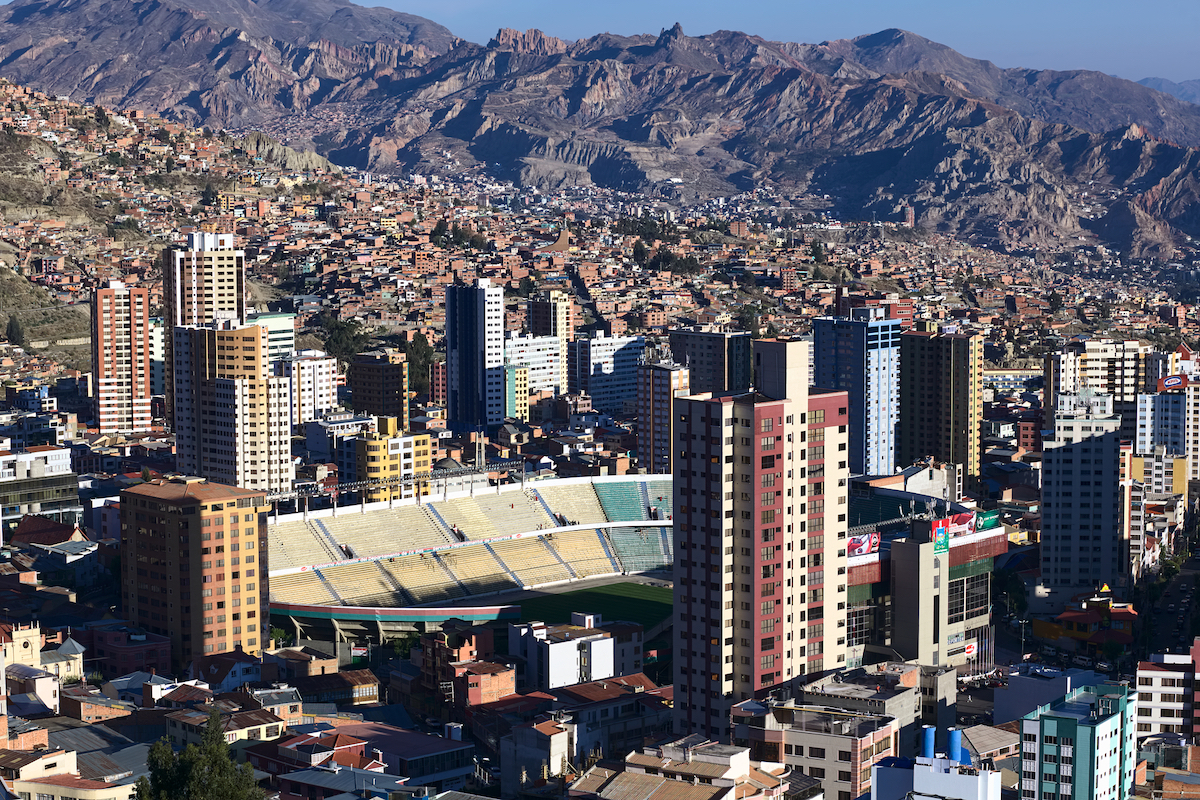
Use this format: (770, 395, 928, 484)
(1045, 339, 1156, 438)
(276, 349, 340, 427)
(172, 321, 295, 493)
(162, 232, 246, 421)
(673, 339, 850, 740)
(503, 332, 563, 394)
(528, 289, 574, 394)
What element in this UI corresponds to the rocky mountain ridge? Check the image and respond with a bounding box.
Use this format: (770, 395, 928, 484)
(1139, 76, 1200, 107)
(0, 0, 458, 125)
(1, 0, 1200, 255)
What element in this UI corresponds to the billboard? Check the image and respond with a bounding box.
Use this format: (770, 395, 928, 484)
(848, 531, 881, 556)
(976, 509, 1000, 531)
(945, 513, 974, 537)
(933, 519, 950, 553)
(1159, 374, 1190, 391)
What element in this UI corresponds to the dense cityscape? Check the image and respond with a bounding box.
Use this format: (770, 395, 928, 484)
(0, 66, 1195, 800)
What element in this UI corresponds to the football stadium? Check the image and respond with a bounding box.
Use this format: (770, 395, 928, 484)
(267, 475, 674, 641)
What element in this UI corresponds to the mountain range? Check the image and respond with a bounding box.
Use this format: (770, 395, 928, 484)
(1138, 77, 1200, 107)
(2, 0, 1200, 256)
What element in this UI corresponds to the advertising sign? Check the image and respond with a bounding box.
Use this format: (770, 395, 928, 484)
(946, 512, 976, 537)
(847, 531, 881, 556)
(1159, 374, 1190, 391)
(964, 642, 977, 658)
(933, 520, 950, 553)
(976, 509, 1000, 531)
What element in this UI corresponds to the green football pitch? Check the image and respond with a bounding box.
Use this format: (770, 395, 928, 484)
(517, 582, 673, 630)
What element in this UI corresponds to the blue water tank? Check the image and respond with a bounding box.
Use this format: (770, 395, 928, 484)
(921, 725, 936, 759)
(947, 728, 962, 764)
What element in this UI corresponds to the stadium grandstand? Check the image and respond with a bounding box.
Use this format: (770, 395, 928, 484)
(267, 475, 674, 642)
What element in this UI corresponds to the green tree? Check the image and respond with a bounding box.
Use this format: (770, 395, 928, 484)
(319, 315, 371, 362)
(135, 709, 262, 800)
(810, 240, 827, 264)
(391, 631, 420, 660)
(517, 276, 536, 298)
(632, 239, 648, 266)
(468, 232, 488, 251)
(993, 568, 1028, 617)
(649, 247, 676, 271)
(736, 306, 760, 338)
(403, 332, 435, 398)
(430, 219, 449, 246)
(1100, 639, 1123, 668)
(200, 183, 218, 207)
(5, 316, 24, 346)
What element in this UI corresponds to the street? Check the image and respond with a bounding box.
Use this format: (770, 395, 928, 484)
(1142, 551, 1200, 659)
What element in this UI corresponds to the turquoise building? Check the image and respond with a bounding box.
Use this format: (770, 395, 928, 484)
(1020, 684, 1136, 800)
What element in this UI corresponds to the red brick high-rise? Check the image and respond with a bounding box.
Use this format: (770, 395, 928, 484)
(91, 280, 152, 434)
(121, 477, 269, 670)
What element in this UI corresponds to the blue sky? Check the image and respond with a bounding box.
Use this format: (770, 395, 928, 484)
(387, 0, 1200, 82)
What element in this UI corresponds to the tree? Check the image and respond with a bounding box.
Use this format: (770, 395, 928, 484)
(736, 307, 760, 338)
(403, 332, 435, 398)
(632, 239, 648, 266)
(135, 709, 262, 800)
(993, 568, 1028, 617)
(391, 631, 420, 660)
(430, 219, 449, 246)
(810, 240, 827, 264)
(5, 316, 24, 346)
(1100, 639, 1123, 667)
(200, 183, 218, 207)
(649, 247, 676, 271)
(516, 276, 536, 298)
(319, 315, 371, 362)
